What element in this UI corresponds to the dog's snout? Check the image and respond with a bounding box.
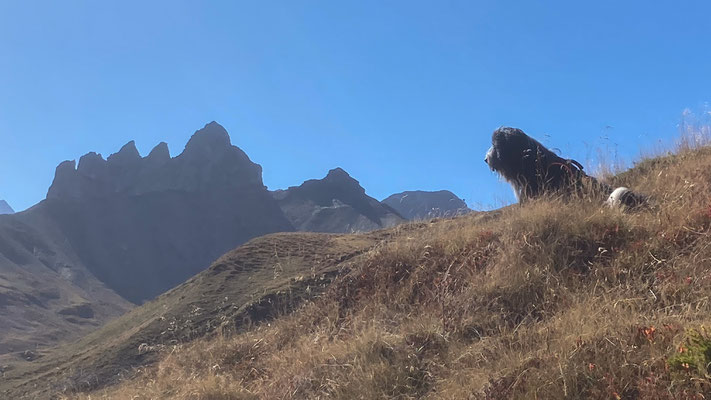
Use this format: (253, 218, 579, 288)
(484, 146, 494, 166)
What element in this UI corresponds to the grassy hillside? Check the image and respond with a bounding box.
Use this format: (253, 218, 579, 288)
(0, 231, 390, 399)
(19, 140, 711, 399)
(0, 205, 133, 357)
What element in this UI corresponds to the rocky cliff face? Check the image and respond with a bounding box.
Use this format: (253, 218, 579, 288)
(0, 200, 13, 215)
(382, 190, 471, 220)
(42, 122, 294, 303)
(274, 168, 404, 233)
(0, 121, 296, 354)
(47, 122, 264, 198)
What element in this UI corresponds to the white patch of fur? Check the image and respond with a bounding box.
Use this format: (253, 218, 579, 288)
(606, 187, 631, 208)
(485, 146, 495, 169)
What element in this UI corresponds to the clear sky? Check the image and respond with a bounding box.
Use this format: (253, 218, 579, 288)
(1, 1, 710, 212)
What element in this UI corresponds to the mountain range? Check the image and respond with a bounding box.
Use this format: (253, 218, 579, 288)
(382, 190, 471, 220)
(273, 167, 404, 232)
(0, 121, 468, 358)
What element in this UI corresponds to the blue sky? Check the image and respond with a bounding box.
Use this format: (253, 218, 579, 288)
(1, 1, 710, 212)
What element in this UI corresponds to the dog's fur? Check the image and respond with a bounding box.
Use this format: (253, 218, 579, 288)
(484, 127, 646, 209)
(605, 187, 647, 210)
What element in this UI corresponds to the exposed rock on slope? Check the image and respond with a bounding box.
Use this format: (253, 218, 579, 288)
(382, 190, 471, 220)
(274, 168, 405, 232)
(0, 200, 14, 215)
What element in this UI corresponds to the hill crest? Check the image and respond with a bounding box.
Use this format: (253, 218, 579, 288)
(30, 144, 711, 399)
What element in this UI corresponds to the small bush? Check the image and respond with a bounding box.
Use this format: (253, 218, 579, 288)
(669, 328, 711, 378)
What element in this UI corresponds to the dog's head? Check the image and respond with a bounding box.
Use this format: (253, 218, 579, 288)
(484, 127, 544, 176)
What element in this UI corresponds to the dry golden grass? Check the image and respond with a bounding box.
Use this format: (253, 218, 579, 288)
(70, 137, 711, 399)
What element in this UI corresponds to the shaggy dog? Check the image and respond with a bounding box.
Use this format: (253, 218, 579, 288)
(484, 127, 646, 208)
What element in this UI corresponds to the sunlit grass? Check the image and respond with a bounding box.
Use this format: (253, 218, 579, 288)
(66, 125, 711, 399)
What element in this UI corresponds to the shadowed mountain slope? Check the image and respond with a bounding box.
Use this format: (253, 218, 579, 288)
(382, 190, 471, 220)
(0, 209, 132, 356)
(273, 168, 405, 233)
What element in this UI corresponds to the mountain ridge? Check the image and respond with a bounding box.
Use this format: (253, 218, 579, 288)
(382, 190, 471, 220)
(0, 122, 457, 359)
(0, 122, 295, 356)
(274, 167, 405, 232)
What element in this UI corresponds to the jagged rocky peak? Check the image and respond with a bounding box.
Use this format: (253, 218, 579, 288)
(324, 167, 358, 184)
(382, 190, 471, 220)
(183, 121, 232, 159)
(55, 159, 77, 175)
(275, 167, 405, 233)
(47, 122, 267, 199)
(173, 121, 265, 190)
(46, 160, 79, 199)
(107, 140, 141, 166)
(317, 168, 366, 194)
(77, 152, 107, 178)
(146, 142, 170, 163)
(325, 167, 349, 178)
(283, 167, 364, 203)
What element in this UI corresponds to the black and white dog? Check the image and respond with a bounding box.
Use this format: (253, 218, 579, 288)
(484, 127, 646, 208)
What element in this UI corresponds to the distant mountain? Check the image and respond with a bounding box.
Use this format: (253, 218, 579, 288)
(274, 168, 405, 233)
(0, 122, 294, 354)
(0, 200, 13, 215)
(43, 121, 294, 303)
(382, 190, 471, 220)
(0, 121, 444, 357)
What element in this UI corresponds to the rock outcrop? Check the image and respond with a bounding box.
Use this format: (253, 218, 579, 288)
(0, 200, 13, 215)
(382, 190, 471, 220)
(42, 121, 294, 303)
(274, 168, 404, 233)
